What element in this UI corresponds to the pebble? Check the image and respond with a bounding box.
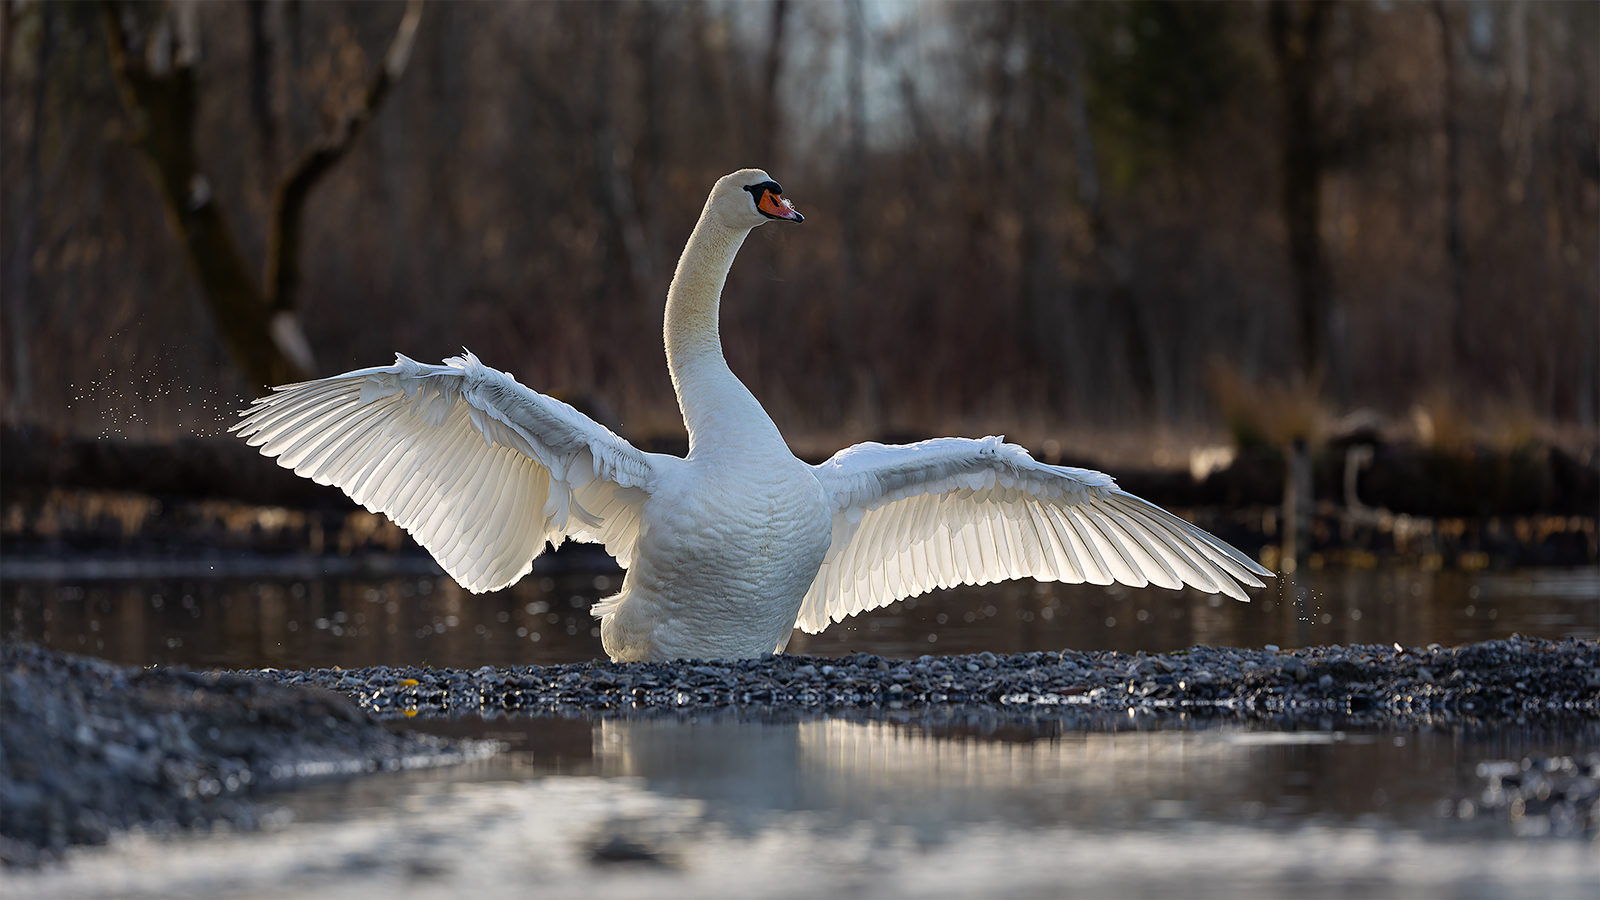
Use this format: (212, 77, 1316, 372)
(242, 636, 1599, 722)
(1468, 752, 1600, 837)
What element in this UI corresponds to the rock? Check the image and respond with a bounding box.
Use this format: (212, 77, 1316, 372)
(1281, 658, 1309, 682)
(0, 643, 495, 867)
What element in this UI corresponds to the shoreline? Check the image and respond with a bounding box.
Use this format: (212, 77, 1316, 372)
(4, 635, 1594, 867)
(0, 643, 495, 868)
(247, 635, 1600, 723)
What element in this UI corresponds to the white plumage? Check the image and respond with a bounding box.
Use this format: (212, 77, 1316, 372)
(236, 352, 651, 593)
(235, 169, 1271, 662)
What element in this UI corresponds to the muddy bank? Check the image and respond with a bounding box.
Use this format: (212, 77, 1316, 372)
(0, 643, 496, 867)
(249, 635, 1599, 724)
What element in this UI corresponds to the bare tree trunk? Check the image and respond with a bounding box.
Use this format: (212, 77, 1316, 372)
(1280, 437, 1313, 574)
(1059, 6, 1153, 419)
(264, 0, 423, 365)
(628, 2, 663, 236)
(1268, 0, 1331, 570)
(757, 0, 788, 168)
(1269, 0, 1333, 387)
(1012, 13, 1054, 378)
(2, 0, 51, 419)
(99, 0, 422, 395)
(101, 0, 305, 393)
(245, 0, 276, 173)
(588, 2, 652, 306)
(836, 0, 873, 427)
(1432, 0, 1470, 380)
(897, 72, 942, 180)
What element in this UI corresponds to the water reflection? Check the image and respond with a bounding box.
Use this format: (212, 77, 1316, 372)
(10, 711, 1597, 899)
(3, 562, 1594, 669)
(0, 570, 618, 669)
(583, 712, 1599, 837)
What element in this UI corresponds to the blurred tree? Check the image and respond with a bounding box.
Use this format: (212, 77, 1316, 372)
(2, 1, 1592, 452)
(1432, 1, 1469, 376)
(1268, 0, 1334, 393)
(2, 0, 51, 418)
(97, 0, 421, 395)
(1079, 0, 1248, 185)
(756, 0, 789, 169)
(1268, 0, 1332, 568)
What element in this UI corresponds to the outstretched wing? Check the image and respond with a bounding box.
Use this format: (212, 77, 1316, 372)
(798, 436, 1271, 633)
(232, 351, 662, 593)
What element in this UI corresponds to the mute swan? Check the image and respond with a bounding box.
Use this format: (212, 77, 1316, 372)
(234, 169, 1271, 662)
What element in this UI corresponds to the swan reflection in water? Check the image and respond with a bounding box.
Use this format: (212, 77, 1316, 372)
(582, 713, 1598, 847)
(591, 716, 1299, 835)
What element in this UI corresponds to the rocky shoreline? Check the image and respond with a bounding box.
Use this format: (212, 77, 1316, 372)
(249, 635, 1599, 723)
(4, 636, 1595, 867)
(0, 643, 495, 867)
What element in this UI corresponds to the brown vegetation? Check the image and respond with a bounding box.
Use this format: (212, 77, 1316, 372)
(1, 1, 1594, 456)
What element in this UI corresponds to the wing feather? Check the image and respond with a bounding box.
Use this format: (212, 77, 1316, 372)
(268, 397, 363, 466)
(1108, 502, 1213, 587)
(1037, 506, 1085, 584)
(1098, 506, 1184, 589)
(300, 402, 390, 480)
(1082, 509, 1149, 588)
(1110, 500, 1253, 601)
(304, 397, 416, 482)
(233, 352, 661, 593)
(798, 436, 1271, 632)
(976, 504, 1002, 582)
(1056, 506, 1114, 585)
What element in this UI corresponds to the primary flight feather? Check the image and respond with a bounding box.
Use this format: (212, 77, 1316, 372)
(235, 169, 1272, 662)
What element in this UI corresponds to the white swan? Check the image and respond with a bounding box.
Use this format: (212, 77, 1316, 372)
(234, 169, 1271, 662)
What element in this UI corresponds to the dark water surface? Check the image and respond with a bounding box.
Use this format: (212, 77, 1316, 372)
(7, 710, 1598, 898)
(2, 558, 1595, 669)
(3, 560, 1597, 897)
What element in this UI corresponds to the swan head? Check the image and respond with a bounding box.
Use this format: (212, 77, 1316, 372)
(711, 168, 803, 230)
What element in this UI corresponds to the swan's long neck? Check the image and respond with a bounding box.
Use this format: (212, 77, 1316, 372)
(664, 208, 778, 455)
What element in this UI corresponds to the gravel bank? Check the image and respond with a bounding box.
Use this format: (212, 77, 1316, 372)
(7, 636, 1592, 866)
(0, 643, 496, 867)
(249, 635, 1599, 722)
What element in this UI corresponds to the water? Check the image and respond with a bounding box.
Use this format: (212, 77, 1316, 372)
(2, 559, 1595, 669)
(3, 560, 1597, 896)
(6, 713, 1598, 898)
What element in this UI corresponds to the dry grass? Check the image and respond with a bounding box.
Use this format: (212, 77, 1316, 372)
(1206, 362, 1329, 450)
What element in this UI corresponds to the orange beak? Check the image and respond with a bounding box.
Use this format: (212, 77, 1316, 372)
(758, 189, 804, 222)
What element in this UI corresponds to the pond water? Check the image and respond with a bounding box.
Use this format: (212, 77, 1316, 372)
(7, 711, 1599, 898)
(1, 556, 1595, 669)
(3, 559, 1597, 897)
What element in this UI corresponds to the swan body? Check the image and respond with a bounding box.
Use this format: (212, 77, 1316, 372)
(234, 169, 1271, 662)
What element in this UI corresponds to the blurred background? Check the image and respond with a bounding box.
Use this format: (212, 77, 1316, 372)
(2, 0, 1594, 448)
(3, 7, 1596, 886)
(1, 0, 1596, 596)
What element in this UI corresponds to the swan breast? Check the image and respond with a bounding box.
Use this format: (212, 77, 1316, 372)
(601, 452, 831, 661)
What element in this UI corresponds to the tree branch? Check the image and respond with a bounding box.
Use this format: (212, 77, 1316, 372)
(264, 0, 423, 315)
(99, 0, 311, 395)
